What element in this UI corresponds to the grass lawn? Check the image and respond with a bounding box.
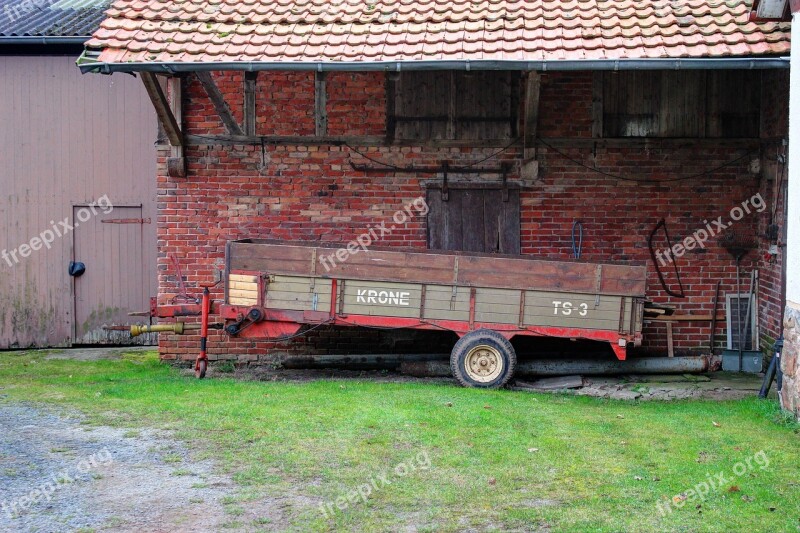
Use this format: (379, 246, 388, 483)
(0, 350, 798, 532)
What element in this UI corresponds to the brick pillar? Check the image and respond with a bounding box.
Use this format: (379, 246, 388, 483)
(780, 307, 799, 415)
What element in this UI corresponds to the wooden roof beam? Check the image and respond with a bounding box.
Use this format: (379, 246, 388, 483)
(140, 72, 183, 147)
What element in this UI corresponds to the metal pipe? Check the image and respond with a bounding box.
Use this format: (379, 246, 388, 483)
(130, 322, 200, 337)
(79, 57, 791, 75)
(400, 356, 717, 378)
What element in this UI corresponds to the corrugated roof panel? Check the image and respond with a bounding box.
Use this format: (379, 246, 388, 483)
(0, 0, 111, 38)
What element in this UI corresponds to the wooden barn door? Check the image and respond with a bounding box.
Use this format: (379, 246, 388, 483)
(426, 186, 521, 254)
(72, 205, 155, 344)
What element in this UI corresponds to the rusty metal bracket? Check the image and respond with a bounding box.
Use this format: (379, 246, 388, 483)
(225, 307, 265, 336)
(169, 254, 198, 304)
(101, 218, 151, 224)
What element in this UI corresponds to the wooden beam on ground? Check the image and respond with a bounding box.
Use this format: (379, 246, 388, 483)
(140, 72, 182, 147)
(649, 314, 726, 322)
(196, 71, 244, 136)
(515, 376, 585, 391)
(243, 72, 257, 136)
(522, 71, 541, 180)
(314, 71, 328, 137)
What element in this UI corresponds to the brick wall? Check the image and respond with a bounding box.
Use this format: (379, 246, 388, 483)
(757, 70, 790, 356)
(156, 70, 787, 363)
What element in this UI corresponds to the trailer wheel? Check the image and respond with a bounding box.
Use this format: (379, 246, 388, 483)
(195, 359, 207, 379)
(450, 329, 516, 388)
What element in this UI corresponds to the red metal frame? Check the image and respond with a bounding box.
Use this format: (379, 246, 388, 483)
(219, 304, 638, 361)
(195, 285, 212, 375)
(150, 296, 217, 318)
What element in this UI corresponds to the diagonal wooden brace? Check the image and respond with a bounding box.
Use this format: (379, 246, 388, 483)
(196, 71, 244, 136)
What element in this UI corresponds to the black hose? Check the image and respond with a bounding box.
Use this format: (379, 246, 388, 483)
(758, 354, 777, 398)
(571, 220, 583, 259)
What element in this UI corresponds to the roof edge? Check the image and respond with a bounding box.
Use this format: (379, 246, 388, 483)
(78, 56, 791, 74)
(1, 36, 88, 45)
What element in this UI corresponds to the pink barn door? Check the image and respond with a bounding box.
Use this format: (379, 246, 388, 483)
(72, 205, 155, 344)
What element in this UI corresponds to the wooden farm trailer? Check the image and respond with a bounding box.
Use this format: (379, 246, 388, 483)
(211, 240, 646, 387)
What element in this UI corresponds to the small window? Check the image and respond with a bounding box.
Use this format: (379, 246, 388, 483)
(425, 185, 520, 254)
(390, 71, 519, 142)
(600, 70, 760, 138)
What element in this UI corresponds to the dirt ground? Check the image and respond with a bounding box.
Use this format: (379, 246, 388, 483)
(0, 400, 301, 533)
(0, 403, 233, 532)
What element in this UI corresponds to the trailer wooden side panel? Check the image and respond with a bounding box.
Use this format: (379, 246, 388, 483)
(228, 240, 647, 297)
(228, 274, 643, 334)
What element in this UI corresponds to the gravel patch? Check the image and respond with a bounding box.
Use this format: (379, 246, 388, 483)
(0, 404, 235, 532)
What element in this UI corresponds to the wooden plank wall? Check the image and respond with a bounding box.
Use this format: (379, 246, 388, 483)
(393, 71, 516, 141)
(0, 56, 158, 348)
(602, 70, 761, 138)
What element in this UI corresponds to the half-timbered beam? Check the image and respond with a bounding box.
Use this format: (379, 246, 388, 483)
(196, 71, 244, 136)
(522, 71, 541, 180)
(314, 71, 328, 136)
(243, 72, 257, 136)
(140, 72, 183, 147)
(592, 72, 604, 138)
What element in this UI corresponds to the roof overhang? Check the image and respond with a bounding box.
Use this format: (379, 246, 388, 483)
(1, 36, 88, 45)
(77, 55, 791, 75)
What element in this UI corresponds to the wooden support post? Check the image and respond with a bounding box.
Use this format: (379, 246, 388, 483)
(141, 72, 183, 147)
(521, 71, 541, 181)
(385, 74, 397, 143)
(446, 71, 457, 140)
(314, 71, 328, 137)
(196, 71, 244, 136)
(243, 72, 257, 136)
(666, 322, 675, 358)
(592, 72, 604, 138)
(167, 76, 185, 178)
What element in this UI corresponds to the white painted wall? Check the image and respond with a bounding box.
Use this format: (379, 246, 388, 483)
(787, 12, 800, 308)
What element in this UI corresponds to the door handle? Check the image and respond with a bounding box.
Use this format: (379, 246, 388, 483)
(68, 261, 86, 277)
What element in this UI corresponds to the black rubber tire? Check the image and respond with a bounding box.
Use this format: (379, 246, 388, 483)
(450, 329, 516, 388)
(195, 359, 207, 379)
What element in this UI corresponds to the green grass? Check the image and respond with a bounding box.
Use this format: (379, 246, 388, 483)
(0, 350, 798, 532)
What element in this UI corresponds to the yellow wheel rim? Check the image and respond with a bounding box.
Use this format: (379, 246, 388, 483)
(464, 344, 504, 383)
